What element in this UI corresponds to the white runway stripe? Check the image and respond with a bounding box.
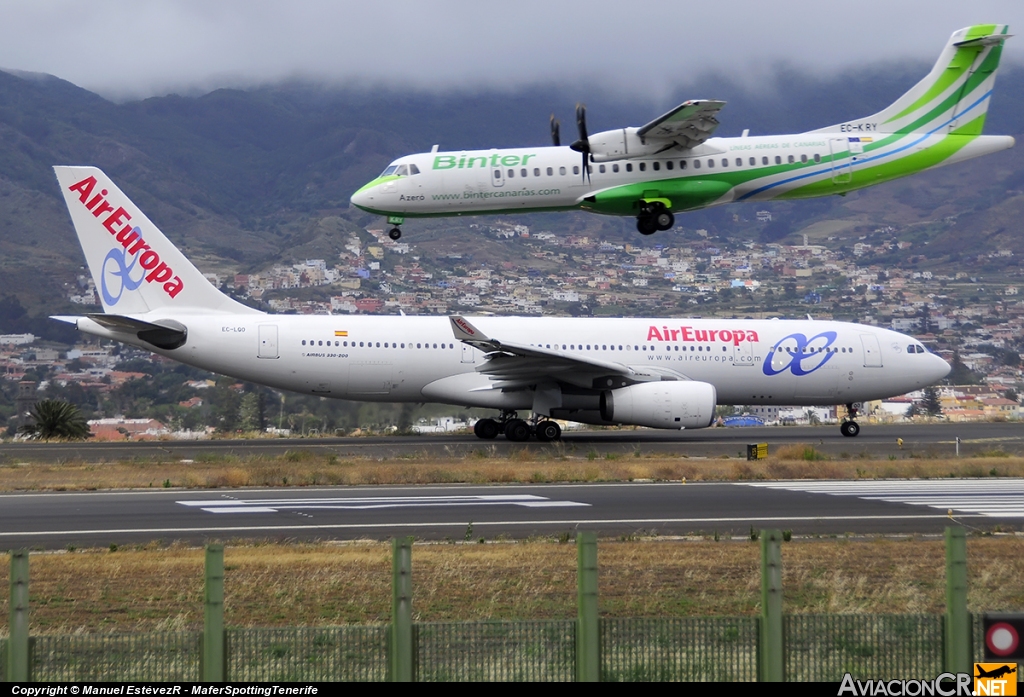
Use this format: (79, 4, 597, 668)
(743, 479, 1024, 518)
(177, 494, 591, 514)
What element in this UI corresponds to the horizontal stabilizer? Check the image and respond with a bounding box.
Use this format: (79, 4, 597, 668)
(87, 313, 188, 350)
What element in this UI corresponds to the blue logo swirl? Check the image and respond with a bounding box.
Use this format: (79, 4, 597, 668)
(762, 331, 837, 376)
(100, 227, 146, 306)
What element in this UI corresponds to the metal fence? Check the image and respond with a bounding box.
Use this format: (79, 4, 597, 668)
(785, 614, 944, 681)
(601, 617, 758, 682)
(226, 626, 388, 682)
(30, 633, 201, 682)
(415, 620, 575, 682)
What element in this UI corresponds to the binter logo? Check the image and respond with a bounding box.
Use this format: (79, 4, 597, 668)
(763, 331, 837, 377)
(68, 176, 184, 303)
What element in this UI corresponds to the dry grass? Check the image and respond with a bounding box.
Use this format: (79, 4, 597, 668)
(0, 452, 1022, 491)
(1, 536, 1022, 635)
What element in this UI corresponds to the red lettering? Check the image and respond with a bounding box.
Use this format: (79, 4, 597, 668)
(91, 201, 114, 218)
(145, 262, 173, 284)
(115, 225, 138, 245)
(139, 250, 160, 270)
(85, 193, 104, 210)
(647, 326, 663, 341)
(670, 329, 680, 341)
(68, 176, 96, 203)
(103, 207, 131, 236)
(127, 237, 150, 255)
(708, 330, 718, 341)
(681, 326, 694, 341)
(748, 331, 759, 342)
(719, 330, 732, 343)
(732, 331, 743, 346)
(164, 276, 184, 298)
(695, 329, 708, 341)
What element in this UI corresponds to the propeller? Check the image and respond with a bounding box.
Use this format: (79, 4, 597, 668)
(550, 114, 560, 147)
(568, 102, 591, 183)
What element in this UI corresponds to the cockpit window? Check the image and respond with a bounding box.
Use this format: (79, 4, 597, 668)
(408, 164, 420, 175)
(907, 344, 926, 354)
(394, 165, 410, 176)
(380, 165, 398, 177)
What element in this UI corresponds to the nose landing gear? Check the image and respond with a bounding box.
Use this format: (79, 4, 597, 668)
(388, 227, 402, 240)
(840, 403, 861, 437)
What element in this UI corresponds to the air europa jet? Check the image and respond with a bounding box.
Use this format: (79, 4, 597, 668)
(52, 166, 949, 441)
(351, 25, 1014, 240)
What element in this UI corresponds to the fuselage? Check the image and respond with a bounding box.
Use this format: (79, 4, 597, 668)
(350, 131, 1014, 220)
(78, 314, 949, 415)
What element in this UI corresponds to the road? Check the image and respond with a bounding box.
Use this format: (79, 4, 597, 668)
(1, 478, 1020, 549)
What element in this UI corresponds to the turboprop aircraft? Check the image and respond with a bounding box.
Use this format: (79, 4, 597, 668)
(52, 166, 950, 440)
(351, 25, 1014, 240)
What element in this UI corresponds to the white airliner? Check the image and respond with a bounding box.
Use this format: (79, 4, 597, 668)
(351, 24, 1013, 240)
(53, 166, 949, 440)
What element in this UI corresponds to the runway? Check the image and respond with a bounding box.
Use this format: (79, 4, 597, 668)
(3, 422, 1023, 462)
(1, 478, 1020, 549)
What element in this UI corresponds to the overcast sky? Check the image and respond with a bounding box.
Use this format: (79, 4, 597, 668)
(2, 0, 1022, 101)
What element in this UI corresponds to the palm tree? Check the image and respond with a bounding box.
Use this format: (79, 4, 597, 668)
(18, 399, 91, 441)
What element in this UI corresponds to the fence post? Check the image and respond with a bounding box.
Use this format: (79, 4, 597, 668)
(576, 531, 599, 682)
(390, 536, 414, 682)
(944, 526, 970, 674)
(759, 529, 784, 682)
(8, 550, 29, 682)
(203, 544, 225, 682)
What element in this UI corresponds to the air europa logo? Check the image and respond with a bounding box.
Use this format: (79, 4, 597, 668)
(647, 325, 760, 347)
(454, 318, 476, 336)
(68, 176, 184, 302)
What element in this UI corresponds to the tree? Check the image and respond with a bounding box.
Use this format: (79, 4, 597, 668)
(18, 399, 91, 441)
(921, 387, 943, 417)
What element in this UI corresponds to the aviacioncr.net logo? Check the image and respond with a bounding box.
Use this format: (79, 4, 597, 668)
(100, 227, 146, 306)
(763, 331, 838, 376)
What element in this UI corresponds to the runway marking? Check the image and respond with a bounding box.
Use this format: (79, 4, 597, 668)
(175, 494, 591, 514)
(744, 479, 1024, 518)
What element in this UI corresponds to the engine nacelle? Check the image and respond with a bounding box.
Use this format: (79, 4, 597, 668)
(587, 127, 670, 163)
(600, 381, 717, 429)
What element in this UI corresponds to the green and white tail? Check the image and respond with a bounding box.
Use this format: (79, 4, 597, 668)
(814, 24, 1011, 136)
(54, 166, 258, 317)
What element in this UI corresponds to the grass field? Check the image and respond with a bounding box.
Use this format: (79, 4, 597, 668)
(1, 535, 1023, 635)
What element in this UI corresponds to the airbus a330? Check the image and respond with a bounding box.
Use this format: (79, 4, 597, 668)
(351, 25, 1013, 240)
(53, 167, 949, 440)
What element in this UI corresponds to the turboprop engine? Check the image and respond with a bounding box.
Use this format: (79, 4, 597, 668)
(599, 381, 717, 429)
(586, 127, 671, 163)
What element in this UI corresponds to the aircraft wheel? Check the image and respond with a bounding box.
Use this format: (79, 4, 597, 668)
(655, 210, 675, 231)
(474, 418, 500, 439)
(535, 421, 561, 442)
(389, 227, 402, 240)
(504, 419, 532, 442)
(840, 421, 860, 438)
(636, 216, 658, 235)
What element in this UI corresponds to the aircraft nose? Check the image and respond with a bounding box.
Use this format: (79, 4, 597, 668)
(928, 353, 951, 383)
(350, 187, 370, 210)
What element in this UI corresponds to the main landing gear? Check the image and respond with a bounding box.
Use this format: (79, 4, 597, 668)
(840, 403, 861, 437)
(636, 201, 675, 236)
(473, 411, 562, 442)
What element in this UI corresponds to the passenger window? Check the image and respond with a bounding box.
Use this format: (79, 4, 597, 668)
(736, 158, 742, 167)
(534, 168, 540, 176)
(680, 160, 687, 169)
(639, 162, 646, 172)
(814, 153, 821, 163)
(559, 166, 566, 175)
(652, 162, 660, 171)
(707, 159, 714, 168)
(775, 156, 782, 165)
(599, 164, 606, 173)
(494, 170, 501, 179)
(762, 156, 769, 165)
(749, 157, 756, 166)
(666, 161, 673, 170)
(546, 167, 553, 175)
(693, 160, 700, 169)
(613, 164, 619, 173)
(787, 155, 794, 164)
(626, 163, 633, 172)
(508, 169, 515, 178)
(573, 165, 579, 174)
(521, 168, 527, 177)
(800, 154, 808, 163)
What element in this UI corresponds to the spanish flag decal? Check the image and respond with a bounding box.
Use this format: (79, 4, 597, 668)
(335, 330, 348, 337)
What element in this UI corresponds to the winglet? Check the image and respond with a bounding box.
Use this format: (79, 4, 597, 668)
(450, 316, 488, 342)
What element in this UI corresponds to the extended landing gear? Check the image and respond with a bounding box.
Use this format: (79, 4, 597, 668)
(388, 227, 402, 240)
(840, 403, 861, 437)
(473, 411, 562, 441)
(636, 201, 674, 236)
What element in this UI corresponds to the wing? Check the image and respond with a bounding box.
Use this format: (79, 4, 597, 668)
(449, 316, 686, 391)
(636, 100, 726, 149)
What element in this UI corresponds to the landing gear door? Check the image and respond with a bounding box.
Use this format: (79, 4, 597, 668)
(258, 325, 279, 359)
(830, 138, 852, 184)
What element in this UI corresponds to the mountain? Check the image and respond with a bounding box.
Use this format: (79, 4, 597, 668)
(1, 65, 1023, 314)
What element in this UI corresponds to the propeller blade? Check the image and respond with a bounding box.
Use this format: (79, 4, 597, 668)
(576, 102, 588, 143)
(550, 114, 560, 147)
(574, 103, 590, 183)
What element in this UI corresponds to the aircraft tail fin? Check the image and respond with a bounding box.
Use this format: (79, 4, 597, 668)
(53, 166, 259, 316)
(812, 25, 1011, 136)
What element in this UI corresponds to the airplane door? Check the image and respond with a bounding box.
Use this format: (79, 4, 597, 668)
(860, 334, 883, 368)
(461, 345, 476, 364)
(733, 338, 754, 367)
(258, 325, 279, 359)
(829, 138, 852, 184)
(490, 167, 505, 188)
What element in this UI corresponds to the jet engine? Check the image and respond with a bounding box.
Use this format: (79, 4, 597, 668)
(599, 380, 717, 429)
